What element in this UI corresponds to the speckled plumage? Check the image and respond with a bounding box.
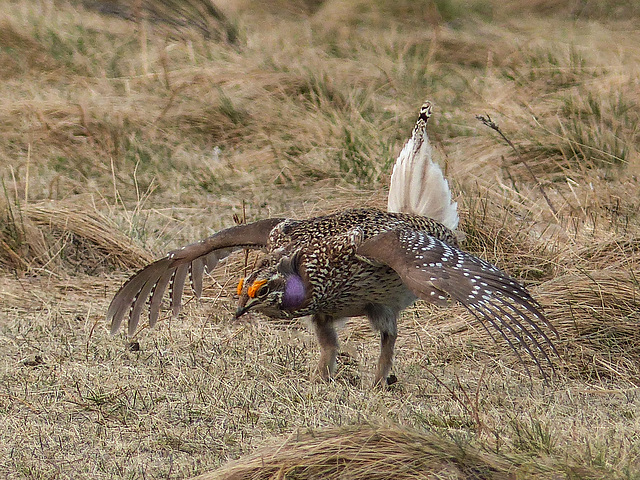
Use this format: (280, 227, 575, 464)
(107, 103, 558, 386)
(254, 209, 456, 319)
(107, 207, 557, 385)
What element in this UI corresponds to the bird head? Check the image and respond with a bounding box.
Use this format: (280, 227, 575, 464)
(235, 252, 307, 319)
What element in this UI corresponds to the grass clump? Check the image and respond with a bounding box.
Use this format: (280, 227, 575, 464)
(1, 0, 640, 479)
(554, 90, 639, 168)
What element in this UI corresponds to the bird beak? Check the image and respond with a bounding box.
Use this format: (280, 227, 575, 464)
(235, 298, 258, 318)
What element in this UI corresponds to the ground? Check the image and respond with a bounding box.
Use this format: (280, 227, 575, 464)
(1, 1, 639, 478)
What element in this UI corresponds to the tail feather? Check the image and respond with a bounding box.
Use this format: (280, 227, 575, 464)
(387, 102, 459, 231)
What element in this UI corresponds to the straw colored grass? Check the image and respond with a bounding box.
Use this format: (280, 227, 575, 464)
(196, 425, 522, 480)
(195, 423, 618, 479)
(1, 0, 640, 478)
(541, 270, 640, 383)
(0, 200, 153, 273)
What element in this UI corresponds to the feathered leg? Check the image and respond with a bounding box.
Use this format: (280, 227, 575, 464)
(313, 314, 339, 380)
(365, 304, 399, 386)
(374, 331, 397, 386)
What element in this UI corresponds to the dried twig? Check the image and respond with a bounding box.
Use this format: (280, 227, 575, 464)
(476, 114, 557, 216)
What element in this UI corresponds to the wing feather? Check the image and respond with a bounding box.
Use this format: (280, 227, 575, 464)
(149, 270, 173, 328)
(357, 229, 558, 375)
(107, 218, 285, 336)
(190, 257, 206, 298)
(170, 263, 189, 318)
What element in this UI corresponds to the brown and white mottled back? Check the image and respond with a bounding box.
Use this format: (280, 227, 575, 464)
(240, 209, 455, 318)
(107, 104, 558, 387)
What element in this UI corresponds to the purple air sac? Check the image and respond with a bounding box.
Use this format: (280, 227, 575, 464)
(282, 274, 306, 310)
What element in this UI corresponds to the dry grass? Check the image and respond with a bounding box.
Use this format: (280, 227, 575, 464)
(1, 0, 640, 478)
(0, 199, 154, 273)
(195, 424, 543, 480)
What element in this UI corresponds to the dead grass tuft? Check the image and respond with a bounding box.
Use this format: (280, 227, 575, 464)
(198, 424, 514, 480)
(78, 0, 240, 43)
(0, 21, 60, 78)
(540, 270, 640, 384)
(0, 200, 153, 274)
(197, 423, 613, 480)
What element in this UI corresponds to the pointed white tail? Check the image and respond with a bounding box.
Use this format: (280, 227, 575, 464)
(387, 102, 459, 231)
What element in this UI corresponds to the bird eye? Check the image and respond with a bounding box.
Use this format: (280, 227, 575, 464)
(256, 284, 270, 297)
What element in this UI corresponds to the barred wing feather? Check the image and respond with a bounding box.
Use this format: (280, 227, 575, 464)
(107, 218, 284, 336)
(357, 229, 558, 377)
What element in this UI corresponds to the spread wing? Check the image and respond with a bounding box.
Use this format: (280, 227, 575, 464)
(107, 218, 285, 336)
(357, 229, 559, 377)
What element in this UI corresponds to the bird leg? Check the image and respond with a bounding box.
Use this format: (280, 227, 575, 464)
(374, 331, 397, 387)
(364, 304, 399, 387)
(313, 314, 339, 380)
